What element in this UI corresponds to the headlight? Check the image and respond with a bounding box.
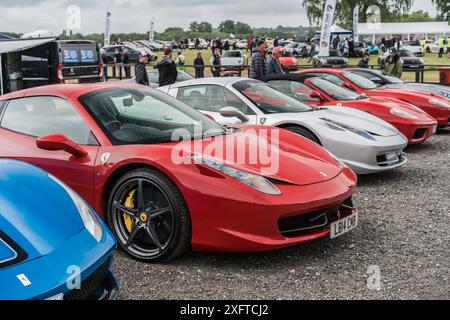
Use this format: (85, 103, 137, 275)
(400, 59, 404, 64)
(429, 98, 450, 109)
(419, 58, 424, 64)
(390, 108, 419, 119)
(48, 174, 103, 242)
(321, 118, 376, 141)
(189, 155, 281, 195)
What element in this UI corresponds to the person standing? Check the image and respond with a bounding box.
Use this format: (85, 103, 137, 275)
(438, 36, 446, 58)
(267, 47, 284, 75)
(114, 48, 123, 79)
(333, 35, 340, 50)
(224, 40, 230, 52)
(249, 40, 268, 80)
(195, 38, 200, 51)
(357, 53, 371, 68)
(309, 39, 317, 62)
(100, 48, 108, 82)
(175, 51, 186, 72)
(210, 47, 222, 77)
(384, 48, 403, 78)
(273, 36, 279, 48)
(123, 49, 131, 78)
(348, 37, 355, 57)
(135, 51, 149, 86)
(194, 52, 205, 78)
(157, 48, 178, 87)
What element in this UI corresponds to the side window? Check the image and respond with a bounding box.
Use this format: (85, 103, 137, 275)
(0, 97, 95, 145)
(267, 80, 320, 102)
(177, 85, 254, 114)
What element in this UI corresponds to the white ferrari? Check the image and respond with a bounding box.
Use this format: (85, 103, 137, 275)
(159, 78, 408, 174)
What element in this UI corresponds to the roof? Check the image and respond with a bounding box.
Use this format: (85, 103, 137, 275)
(358, 22, 450, 36)
(167, 77, 251, 89)
(260, 74, 317, 83)
(0, 33, 14, 40)
(0, 37, 56, 54)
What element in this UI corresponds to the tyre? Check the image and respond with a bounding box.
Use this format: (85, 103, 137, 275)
(107, 168, 191, 262)
(426, 47, 431, 53)
(284, 126, 321, 145)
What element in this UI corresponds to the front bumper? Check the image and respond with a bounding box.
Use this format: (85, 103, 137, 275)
(0, 229, 119, 300)
(182, 168, 357, 252)
(393, 121, 437, 145)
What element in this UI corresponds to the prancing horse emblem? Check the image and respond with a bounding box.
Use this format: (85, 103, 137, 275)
(260, 118, 267, 125)
(100, 153, 111, 165)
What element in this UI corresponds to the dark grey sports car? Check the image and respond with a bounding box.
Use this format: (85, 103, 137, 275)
(312, 49, 348, 68)
(378, 49, 424, 70)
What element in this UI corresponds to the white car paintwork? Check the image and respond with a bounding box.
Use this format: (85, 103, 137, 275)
(158, 78, 408, 175)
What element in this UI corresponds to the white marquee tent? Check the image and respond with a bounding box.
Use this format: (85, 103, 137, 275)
(358, 22, 450, 42)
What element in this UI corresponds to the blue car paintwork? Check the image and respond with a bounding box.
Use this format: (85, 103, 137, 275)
(0, 159, 119, 300)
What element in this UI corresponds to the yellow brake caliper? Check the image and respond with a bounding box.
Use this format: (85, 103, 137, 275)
(123, 189, 137, 233)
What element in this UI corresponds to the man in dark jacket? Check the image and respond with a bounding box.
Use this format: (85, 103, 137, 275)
(357, 53, 371, 68)
(157, 48, 178, 87)
(194, 52, 205, 78)
(123, 49, 131, 78)
(135, 51, 149, 86)
(267, 47, 284, 75)
(249, 40, 268, 80)
(210, 48, 221, 77)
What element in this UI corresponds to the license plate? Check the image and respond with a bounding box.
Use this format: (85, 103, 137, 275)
(64, 79, 79, 84)
(330, 212, 358, 239)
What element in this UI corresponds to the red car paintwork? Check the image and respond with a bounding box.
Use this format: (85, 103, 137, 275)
(280, 52, 299, 72)
(300, 78, 437, 145)
(0, 83, 357, 252)
(298, 68, 450, 128)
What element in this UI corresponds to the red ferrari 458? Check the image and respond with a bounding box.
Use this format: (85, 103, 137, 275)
(0, 83, 357, 262)
(298, 68, 450, 128)
(262, 74, 438, 145)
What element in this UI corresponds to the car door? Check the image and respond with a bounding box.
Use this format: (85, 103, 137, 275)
(175, 84, 258, 125)
(0, 96, 99, 205)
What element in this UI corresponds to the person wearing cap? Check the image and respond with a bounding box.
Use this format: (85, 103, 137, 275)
(249, 39, 268, 80)
(135, 51, 149, 86)
(157, 48, 178, 87)
(383, 47, 403, 78)
(357, 52, 371, 69)
(268, 47, 284, 75)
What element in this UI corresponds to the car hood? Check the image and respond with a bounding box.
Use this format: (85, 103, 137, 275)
(0, 160, 84, 263)
(383, 84, 450, 99)
(168, 126, 343, 186)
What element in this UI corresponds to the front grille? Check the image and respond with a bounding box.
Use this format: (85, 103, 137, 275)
(413, 128, 427, 140)
(278, 198, 355, 238)
(376, 152, 403, 167)
(64, 258, 111, 300)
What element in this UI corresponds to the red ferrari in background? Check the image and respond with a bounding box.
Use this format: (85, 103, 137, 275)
(0, 83, 358, 262)
(298, 68, 450, 128)
(262, 74, 438, 145)
(279, 50, 299, 72)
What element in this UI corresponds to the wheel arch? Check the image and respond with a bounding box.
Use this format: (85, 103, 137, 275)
(275, 122, 323, 146)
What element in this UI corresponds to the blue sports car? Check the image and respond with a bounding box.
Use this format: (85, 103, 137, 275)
(0, 159, 119, 300)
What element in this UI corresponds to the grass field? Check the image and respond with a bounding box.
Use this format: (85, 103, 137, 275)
(149, 48, 450, 83)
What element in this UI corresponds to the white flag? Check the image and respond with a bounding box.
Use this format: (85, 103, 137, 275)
(319, 0, 337, 57)
(353, 5, 360, 41)
(104, 10, 112, 47)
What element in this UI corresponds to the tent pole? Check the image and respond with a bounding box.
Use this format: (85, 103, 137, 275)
(0, 54, 3, 95)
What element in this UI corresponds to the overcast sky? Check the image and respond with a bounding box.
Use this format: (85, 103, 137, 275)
(0, 0, 439, 35)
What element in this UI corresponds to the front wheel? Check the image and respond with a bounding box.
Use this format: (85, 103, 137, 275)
(107, 168, 191, 262)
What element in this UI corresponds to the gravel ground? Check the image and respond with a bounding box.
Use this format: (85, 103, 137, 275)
(113, 129, 450, 300)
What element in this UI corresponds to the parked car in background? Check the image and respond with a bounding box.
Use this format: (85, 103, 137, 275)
(123, 69, 194, 88)
(103, 45, 139, 64)
(220, 50, 247, 70)
(292, 43, 311, 58)
(352, 42, 368, 57)
(235, 40, 248, 49)
(378, 49, 424, 70)
(279, 50, 298, 72)
(298, 68, 450, 128)
(424, 41, 448, 54)
(364, 41, 379, 55)
(135, 40, 164, 52)
(312, 49, 348, 68)
(348, 68, 450, 100)
(263, 73, 437, 145)
(401, 40, 424, 56)
(160, 77, 409, 175)
(0, 159, 119, 300)
(123, 41, 157, 61)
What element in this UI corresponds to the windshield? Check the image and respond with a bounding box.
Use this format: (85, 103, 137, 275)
(378, 71, 404, 84)
(286, 43, 299, 48)
(222, 51, 242, 58)
(405, 40, 420, 46)
(233, 81, 313, 114)
(400, 50, 415, 57)
(309, 78, 361, 101)
(341, 72, 380, 90)
(281, 51, 293, 57)
(79, 87, 226, 145)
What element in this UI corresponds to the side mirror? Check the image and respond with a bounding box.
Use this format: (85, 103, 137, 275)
(309, 90, 324, 101)
(219, 107, 249, 123)
(36, 134, 88, 158)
